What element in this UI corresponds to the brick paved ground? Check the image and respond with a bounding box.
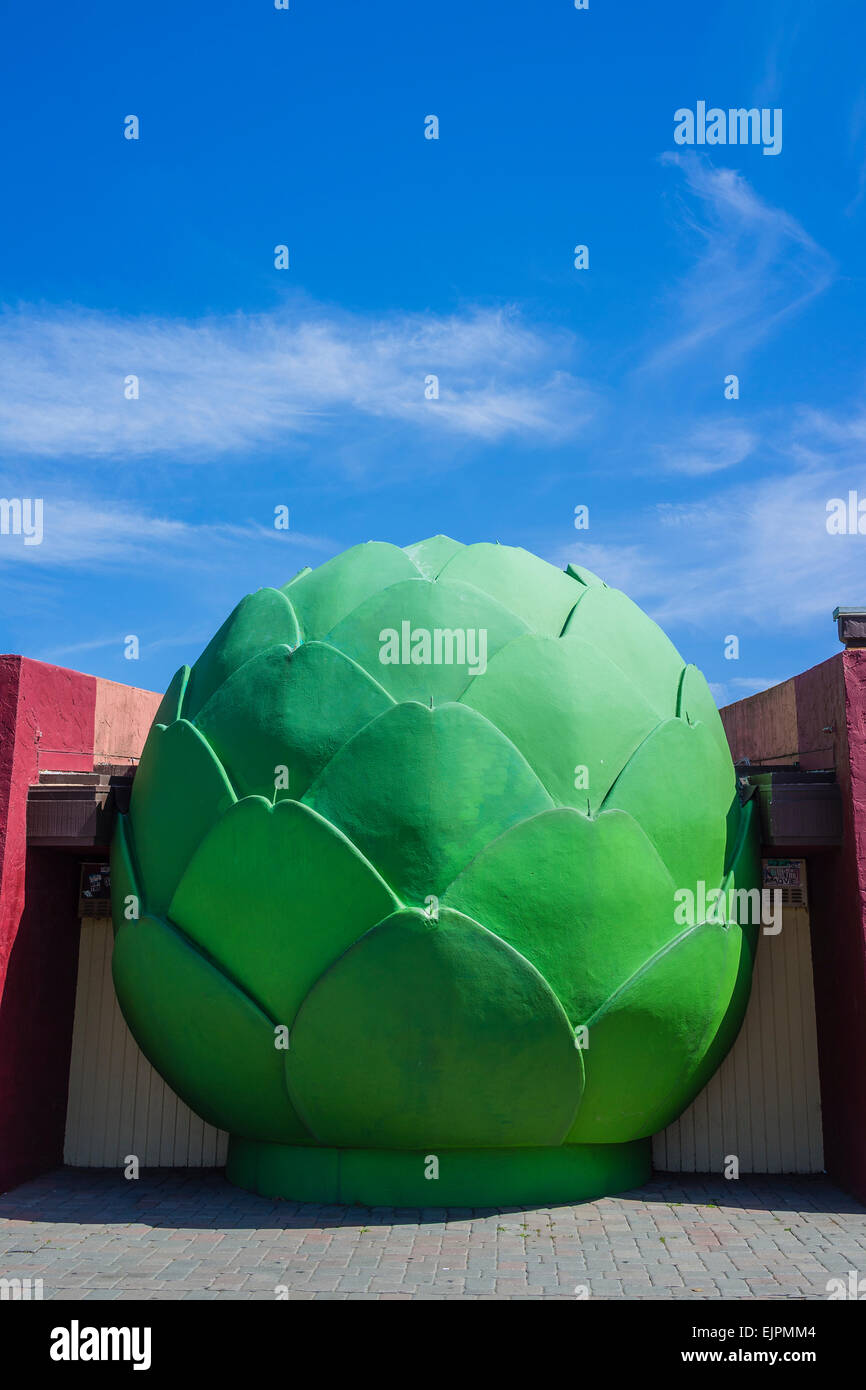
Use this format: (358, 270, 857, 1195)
(0, 1169, 864, 1300)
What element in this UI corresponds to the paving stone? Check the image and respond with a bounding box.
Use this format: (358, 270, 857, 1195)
(0, 1168, 863, 1301)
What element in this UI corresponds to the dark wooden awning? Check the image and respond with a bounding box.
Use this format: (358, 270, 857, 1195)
(27, 766, 135, 849)
(738, 766, 843, 851)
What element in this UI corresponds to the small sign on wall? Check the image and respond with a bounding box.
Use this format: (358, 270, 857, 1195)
(78, 862, 111, 918)
(762, 858, 807, 908)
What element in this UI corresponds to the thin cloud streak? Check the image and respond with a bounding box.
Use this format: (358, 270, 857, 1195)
(652, 421, 757, 476)
(552, 407, 866, 634)
(641, 155, 835, 373)
(0, 302, 596, 460)
(0, 498, 334, 570)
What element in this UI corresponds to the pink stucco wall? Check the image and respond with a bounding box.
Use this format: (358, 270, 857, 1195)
(93, 677, 161, 767)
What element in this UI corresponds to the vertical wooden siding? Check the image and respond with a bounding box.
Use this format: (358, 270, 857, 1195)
(63, 918, 227, 1168)
(653, 902, 824, 1174)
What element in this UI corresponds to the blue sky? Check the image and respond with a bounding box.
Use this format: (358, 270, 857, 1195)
(1, 0, 865, 705)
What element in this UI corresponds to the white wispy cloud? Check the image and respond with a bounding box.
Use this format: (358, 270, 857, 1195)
(642, 154, 835, 371)
(755, 9, 807, 103)
(0, 301, 595, 460)
(729, 676, 783, 692)
(0, 497, 333, 569)
(652, 421, 757, 476)
(572, 470, 859, 630)
(553, 404, 866, 635)
(38, 629, 215, 663)
(709, 676, 787, 707)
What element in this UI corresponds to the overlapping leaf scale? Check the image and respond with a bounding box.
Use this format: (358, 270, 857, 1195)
(443, 806, 680, 1026)
(113, 911, 312, 1144)
(562, 585, 685, 719)
(324, 577, 530, 703)
(282, 541, 421, 641)
(152, 663, 189, 726)
(402, 533, 465, 578)
(565, 561, 607, 588)
(602, 716, 737, 895)
(128, 719, 236, 918)
(111, 828, 311, 1141)
(676, 802, 761, 1110)
(436, 540, 582, 635)
(284, 906, 584, 1149)
(565, 913, 747, 1143)
(677, 662, 733, 766)
(183, 588, 301, 719)
(301, 701, 554, 903)
(193, 641, 394, 801)
(167, 796, 399, 1030)
(551, 776, 757, 1142)
(460, 633, 659, 811)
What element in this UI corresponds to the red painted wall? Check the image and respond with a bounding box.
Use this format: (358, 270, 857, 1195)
(0, 657, 158, 1193)
(0, 850, 86, 1190)
(0, 659, 96, 996)
(722, 652, 866, 1203)
(0, 657, 24, 954)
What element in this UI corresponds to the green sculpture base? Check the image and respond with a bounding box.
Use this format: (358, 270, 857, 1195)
(226, 1136, 652, 1208)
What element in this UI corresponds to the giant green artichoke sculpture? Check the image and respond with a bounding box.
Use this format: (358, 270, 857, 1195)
(111, 536, 759, 1206)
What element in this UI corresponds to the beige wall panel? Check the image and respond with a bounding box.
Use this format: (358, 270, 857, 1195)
(64, 919, 228, 1169)
(653, 902, 824, 1174)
